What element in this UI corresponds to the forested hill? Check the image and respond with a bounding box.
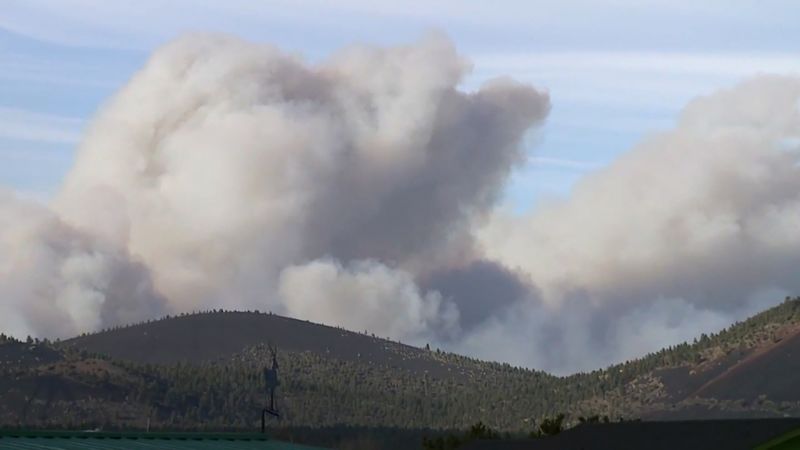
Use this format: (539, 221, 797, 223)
(62, 310, 531, 380)
(3, 298, 800, 436)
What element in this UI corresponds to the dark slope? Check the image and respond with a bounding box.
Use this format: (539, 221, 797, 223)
(596, 298, 800, 409)
(692, 327, 800, 401)
(63, 311, 462, 378)
(652, 346, 752, 402)
(645, 322, 800, 407)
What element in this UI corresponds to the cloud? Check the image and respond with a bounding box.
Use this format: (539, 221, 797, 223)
(0, 107, 84, 144)
(473, 52, 800, 80)
(448, 294, 752, 374)
(476, 75, 800, 372)
(5, 1, 798, 53)
(527, 156, 602, 171)
(465, 53, 800, 123)
(0, 33, 549, 346)
(279, 259, 459, 344)
(420, 259, 534, 330)
(0, 189, 166, 338)
(4, 31, 800, 375)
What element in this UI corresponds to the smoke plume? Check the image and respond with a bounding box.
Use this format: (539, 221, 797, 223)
(0, 190, 166, 339)
(279, 259, 460, 343)
(477, 76, 800, 372)
(1, 33, 550, 348)
(2, 33, 799, 374)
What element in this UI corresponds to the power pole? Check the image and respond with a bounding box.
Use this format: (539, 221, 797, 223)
(261, 344, 280, 433)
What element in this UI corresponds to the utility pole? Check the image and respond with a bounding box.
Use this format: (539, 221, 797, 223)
(261, 344, 280, 433)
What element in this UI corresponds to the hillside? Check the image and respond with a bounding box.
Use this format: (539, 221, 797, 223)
(3, 298, 800, 437)
(63, 311, 470, 379)
(692, 329, 800, 401)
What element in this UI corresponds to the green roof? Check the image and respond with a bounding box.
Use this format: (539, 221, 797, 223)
(0, 430, 329, 449)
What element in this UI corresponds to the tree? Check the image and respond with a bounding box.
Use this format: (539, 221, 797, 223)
(422, 422, 498, 450)
(467, 422, 499, 440)
(532, 414, 565, 437)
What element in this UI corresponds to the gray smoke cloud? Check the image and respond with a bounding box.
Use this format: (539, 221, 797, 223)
(420, 259, 533, 330)
(0, 33, 550, 348)
(3, 33, 799, 375)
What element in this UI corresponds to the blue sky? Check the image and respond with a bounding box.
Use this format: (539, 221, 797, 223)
(2, 0, 800, 211)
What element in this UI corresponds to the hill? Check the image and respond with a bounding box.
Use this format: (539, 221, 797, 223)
(62, 311, 469, 378)
(3, 298, 800, 440)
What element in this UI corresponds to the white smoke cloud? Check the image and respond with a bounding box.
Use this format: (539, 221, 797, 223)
(0, 190, 166, 338)
(474, 76, 800, 373)
(3, 32, 799, 375)
(279, 259, 459, 344)
(0, 33, 550, 347)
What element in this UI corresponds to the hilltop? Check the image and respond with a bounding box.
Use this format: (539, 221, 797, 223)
(62, 311, 471, 379)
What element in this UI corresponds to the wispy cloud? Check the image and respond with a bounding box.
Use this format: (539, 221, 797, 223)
(473, 52, 800, 78)
(547, 114, 675, 135)
(467, 51, 800, 112)
(3, 0, 798, 52)
(0, 107, 84, 144)
(0, 147, 71, 164)
(0, 55, 122, 88)
(528, 156, 602, 171)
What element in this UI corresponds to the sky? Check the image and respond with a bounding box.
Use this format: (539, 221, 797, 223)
(4, 0, 800, 210)
(2, 1, 800, 374)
